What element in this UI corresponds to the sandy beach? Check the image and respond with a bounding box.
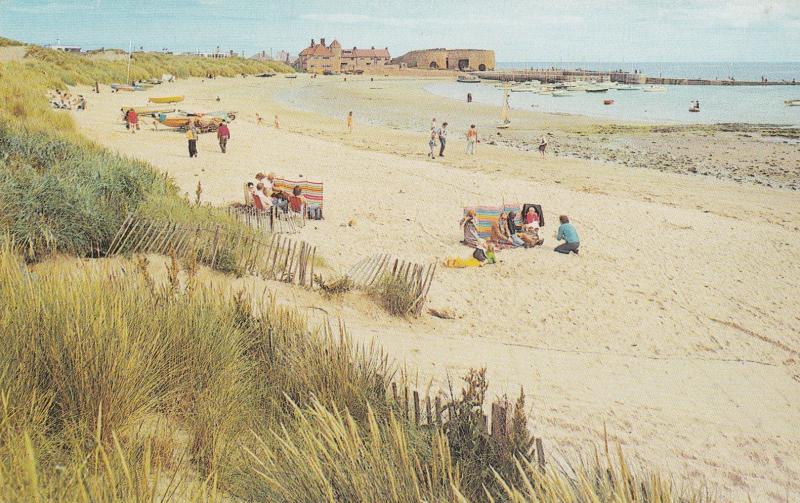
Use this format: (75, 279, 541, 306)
(71, 75, 800, 500)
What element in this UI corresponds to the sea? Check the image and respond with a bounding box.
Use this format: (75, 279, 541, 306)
(424, 62, 800, 127)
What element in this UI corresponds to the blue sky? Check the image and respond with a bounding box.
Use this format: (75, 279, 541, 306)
(1, 0, 798, 61)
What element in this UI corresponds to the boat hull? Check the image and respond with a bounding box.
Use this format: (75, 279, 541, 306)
(149, 96, 185, 104)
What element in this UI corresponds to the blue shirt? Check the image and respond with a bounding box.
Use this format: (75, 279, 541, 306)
(556, 223, 580, 243)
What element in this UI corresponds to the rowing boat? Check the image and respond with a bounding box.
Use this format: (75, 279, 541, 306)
(149, 96, 185, 104)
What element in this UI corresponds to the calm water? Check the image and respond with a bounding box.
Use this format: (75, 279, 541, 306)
(426, 81, 800, 126)
(498, 62, 800, 83)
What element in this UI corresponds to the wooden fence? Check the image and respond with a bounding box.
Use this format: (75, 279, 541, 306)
(389, 381, 546, 471)
(106, 215, 317, 287)
(348, 254, 437, 316)
(227, 205, 301, 234)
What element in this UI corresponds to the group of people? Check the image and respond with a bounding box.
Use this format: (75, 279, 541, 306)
(450, 207, 580, 267)
(244, 172, 322, 220)
(183, 119, 231, 157)
(427, 118, 479, 159)
(50, 90, 86, 110)
(255, 113, 280, 129)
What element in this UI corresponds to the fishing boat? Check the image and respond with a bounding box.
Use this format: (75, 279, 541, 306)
(643, 85, 667, 92)
(497, 87, 511, 129)
(603, 99, 615, 105)
(551, 90, 572, 97)
(617, 84, 640, 91)
(785, 99, 800, 106)
(149, 96, 185, 104)
(585, 86, 610, 93)
(457, 74, 481, 83)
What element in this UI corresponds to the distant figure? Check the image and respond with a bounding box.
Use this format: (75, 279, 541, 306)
(428, 128, 437, 159)
(347, 111, 353, 133)
(438, 122, 448, 157)
(94, 81, 100, 94)
(217, 121, 230, 153)
(467, 92, 472, 103)
(274, 114, 280, 129)
(465, 124, 478, 155)
(555, 215, 580, 254)
(431, 117, 437, 130)
(126, 108, 139, 133)
(77, 95, 86, 111)
(186, 123, 199, 158)
(256, 113, 264, 126)
(538, 135, 548, 158)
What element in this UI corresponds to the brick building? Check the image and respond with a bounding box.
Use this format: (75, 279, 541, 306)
(297, 38, 391, 74)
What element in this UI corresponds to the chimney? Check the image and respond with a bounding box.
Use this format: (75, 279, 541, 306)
(310, 39, 315, 47)
(321, 38, 326, 46)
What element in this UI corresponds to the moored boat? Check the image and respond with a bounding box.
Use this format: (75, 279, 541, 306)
(585, 86, 610, 93)
(643, 85, 667, 92)
(603, 99, 615, 105)
(617, 84, 640, 90)
(785, 99, 800, 106)
(457, 74, 481, 83)
(551, 90, 572, 97)
(149, 96, 185, 104)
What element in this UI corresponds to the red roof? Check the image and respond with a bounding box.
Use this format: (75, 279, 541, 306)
(300, 43, 333, 57)
(343, 48, 390, 59)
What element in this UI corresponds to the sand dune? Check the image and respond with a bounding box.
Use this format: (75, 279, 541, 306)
(72, 75, 800, 500)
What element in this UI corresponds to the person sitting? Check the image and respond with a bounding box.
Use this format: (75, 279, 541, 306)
(522, 207, 544, 245)
(499, 212, 525, 247)
(507, 211, 540, 248)
(445, 243, 496, 268)
(288, 185, 306, 215)
(254, 183, 272, 210)
(555, 215, 580, 254)
(460, 209, 482, 248)
(489, 212, 515, 249)
(244, 182, 256, 205)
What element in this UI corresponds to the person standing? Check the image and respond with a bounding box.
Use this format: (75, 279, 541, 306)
(186, 123, 199, 158)
(428, 128, 437, 159)
(127, 108, 139, 133)
(438, 122, 448, 157)
(465, 124, 477, 155)
(555, 215, 580, 254)
(217, 121, 230, 153)
(538, 135, 547, 158)
(274, 115, 280, 129)
(347, 111, 353, 133)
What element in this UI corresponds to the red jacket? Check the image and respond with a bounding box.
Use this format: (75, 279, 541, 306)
(217, 123, 230, 139)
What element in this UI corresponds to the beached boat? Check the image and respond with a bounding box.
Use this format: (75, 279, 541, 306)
(457, 74, 481, 83)
(158, 113, 190, 128)
(149, 96, 184, 104)
(643, 85, 667, 92)
(256, 72, 276, 78)
(785, 99, 800, 106)
(284, 74, 298, 79)
(111, 83, 143, 92)
(617, 85, 640, 91)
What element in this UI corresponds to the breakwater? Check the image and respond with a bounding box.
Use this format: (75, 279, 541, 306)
(476, 68, 799, 86)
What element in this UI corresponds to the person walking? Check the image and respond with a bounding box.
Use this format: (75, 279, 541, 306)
(274, 114, 280, 129)
(126, 108, 139, 133)
(347, 111, 353, 133)
(538, 135, 548, 158)
(437, 122, 448, 157)
(428, 127, 438, 159)
(186, 123, 199, 158)
(465, 124, 477, 155)
(555, 215, 580, 254)
(217, 121, 230, 153)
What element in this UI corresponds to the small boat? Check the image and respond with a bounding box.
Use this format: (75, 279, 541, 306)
(149, 96, 185, 104)
(158, 113, 190, 128)
(256, 72, 276, 78)
(689, 107, 700, 112)
(284, 74, 298, 79)
(511, 86, 537, 92)
(603, 99, 615, 105)
(585, 86, 610, 93)
(643, 85, 667, 92)
(111, 83, 144, 92)
(551, 90, 572, 97)
(617, 85, 640, 91)
(457, 74, 481, 83)
(785, 99, 800, 106)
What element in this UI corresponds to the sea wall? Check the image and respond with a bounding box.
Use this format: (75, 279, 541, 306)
(394, 49, 495, 72)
